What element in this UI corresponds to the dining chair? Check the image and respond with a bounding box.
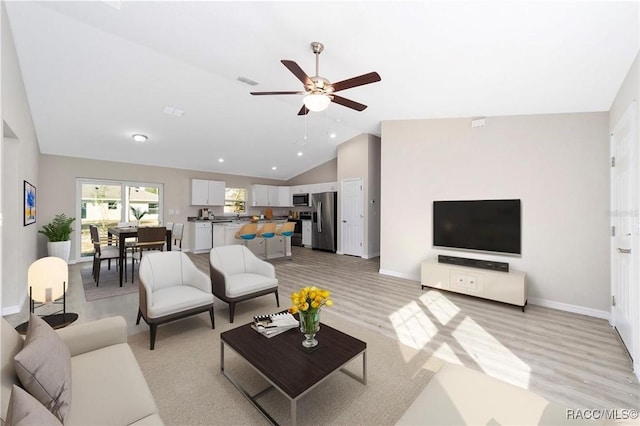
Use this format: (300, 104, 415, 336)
(130, 226, 166, 283)
(90, 225, 121, 286)
(171, 223, 184, 251)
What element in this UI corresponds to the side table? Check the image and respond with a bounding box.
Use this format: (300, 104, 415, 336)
(15, 313, 79, 335)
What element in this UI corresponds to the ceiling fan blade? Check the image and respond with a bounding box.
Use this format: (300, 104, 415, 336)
(331, 95, 367, 111)
(281, 60, 313, 87)
(331, 72, 381, 93)
(297, 105, 309, 116)
(250, 91, 304, 95)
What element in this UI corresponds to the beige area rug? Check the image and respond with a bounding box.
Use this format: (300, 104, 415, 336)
(80, 261, 138, 301)
(128, 306, 444, 426)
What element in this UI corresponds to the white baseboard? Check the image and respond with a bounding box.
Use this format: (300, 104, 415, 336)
(379, 268, 420, 282)
(336, 250, 343, 255)
(363, 251, 380, 259)
(635, 360, 640, 382)
(527, 297, 610, 320)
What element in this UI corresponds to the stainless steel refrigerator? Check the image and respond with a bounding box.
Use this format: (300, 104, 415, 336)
(311, 191, 337, 252)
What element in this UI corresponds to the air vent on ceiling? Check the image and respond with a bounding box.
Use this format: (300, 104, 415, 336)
(237, 76, 259, 86)
(163, 106, 184, 117)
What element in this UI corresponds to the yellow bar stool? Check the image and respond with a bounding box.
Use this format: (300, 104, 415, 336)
(276, 222, 296, 258)
(234, 223, 258, 246)
(257, 222, 277, 259)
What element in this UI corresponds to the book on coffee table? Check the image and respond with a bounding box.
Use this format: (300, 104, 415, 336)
(252, 310, 299, 338)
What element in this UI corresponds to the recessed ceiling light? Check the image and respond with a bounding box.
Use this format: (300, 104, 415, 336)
(297, 152, 303, 156)
(132, 134, 148, 143)
(272, 166, 277, 170)
(329, 133, 336, 139)
(218, 158, 224, 163)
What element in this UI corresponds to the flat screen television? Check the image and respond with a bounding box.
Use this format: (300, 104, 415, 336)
(433, 199, 521, 255)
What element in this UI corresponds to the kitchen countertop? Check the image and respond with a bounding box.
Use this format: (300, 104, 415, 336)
(188, 216, 290, 224)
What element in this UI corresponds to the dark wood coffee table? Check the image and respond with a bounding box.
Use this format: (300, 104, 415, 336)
(220, 322, 366, 426)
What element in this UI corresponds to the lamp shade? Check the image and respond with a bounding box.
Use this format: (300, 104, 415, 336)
(303, 93, 331, 112)
(28, 257, 68, 303)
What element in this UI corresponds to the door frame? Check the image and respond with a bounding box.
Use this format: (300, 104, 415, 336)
(609, 101, 639, 379)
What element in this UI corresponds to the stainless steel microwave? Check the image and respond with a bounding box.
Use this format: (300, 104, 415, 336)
(292, 193, 309, 206)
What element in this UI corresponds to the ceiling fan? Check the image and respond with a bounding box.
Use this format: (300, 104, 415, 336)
(250, 42, 381, 115)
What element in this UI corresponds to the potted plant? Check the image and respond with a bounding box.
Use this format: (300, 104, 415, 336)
(130, 206, 147, 226)
(38, 213, 75, 263)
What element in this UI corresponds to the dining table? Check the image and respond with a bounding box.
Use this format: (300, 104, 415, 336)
(107, 226, 172, 287)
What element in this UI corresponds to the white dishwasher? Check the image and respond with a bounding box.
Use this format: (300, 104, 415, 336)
(190, 221, 212, 254)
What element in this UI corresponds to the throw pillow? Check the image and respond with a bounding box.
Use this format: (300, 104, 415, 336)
(13, 314, 72, 422)
(6, 385, 62, 426)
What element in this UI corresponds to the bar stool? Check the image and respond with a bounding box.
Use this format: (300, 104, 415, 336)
(257, 222, 277, 260)
(276, 222, 295, 258)
(234, 223, 258, 246)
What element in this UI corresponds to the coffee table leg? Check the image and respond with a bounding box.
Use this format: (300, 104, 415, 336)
(340, 350, 367, 384)
(220, 340, 225, 373)
(291, 399, 297, 426)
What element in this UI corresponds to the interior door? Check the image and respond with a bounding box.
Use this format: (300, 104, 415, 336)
(341, 178, 363, 257)
(611, 102, 638, 363)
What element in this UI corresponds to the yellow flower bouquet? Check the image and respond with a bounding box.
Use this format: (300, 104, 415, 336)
(289, 286, 333, 348)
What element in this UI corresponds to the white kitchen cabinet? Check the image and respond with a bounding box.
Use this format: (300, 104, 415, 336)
(250, 184, 270, 206)
(302, 220, 312, 246)
(191, 179, 225, 206)
(291, 185, 309, 194)
(188, 221, 212, 253)
(321, 181, 337, 192)
(251, 185, 291, 207)
(308, 183, 322, 195)
(277, 186, 291, 207)
(212, 224, 226, 248)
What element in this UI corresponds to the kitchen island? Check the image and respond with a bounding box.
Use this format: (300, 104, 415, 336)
(188, 217, 291, 259)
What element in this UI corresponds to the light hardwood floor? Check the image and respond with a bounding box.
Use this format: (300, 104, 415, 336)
(6, 247, 639, 412)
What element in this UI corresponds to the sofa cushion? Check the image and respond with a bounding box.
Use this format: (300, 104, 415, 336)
(148, 285, 214, 318)
(226, 273, 278, 298)
(6, 385, 62, 426)
(13, 314, 71, 422)
(65, 343, 158, 426)
(1, 319, 26, 422)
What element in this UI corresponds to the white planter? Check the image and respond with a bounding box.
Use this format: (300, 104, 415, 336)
(47, 240, 71, 263)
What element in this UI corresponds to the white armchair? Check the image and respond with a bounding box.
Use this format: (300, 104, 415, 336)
(209, 245, 279, 323)
(136, 251, 214, 349)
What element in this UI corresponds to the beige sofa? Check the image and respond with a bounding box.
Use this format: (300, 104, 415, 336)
(1, 316, 162, 425)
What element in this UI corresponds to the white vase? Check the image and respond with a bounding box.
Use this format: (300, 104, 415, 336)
(47, 240, 71, 263)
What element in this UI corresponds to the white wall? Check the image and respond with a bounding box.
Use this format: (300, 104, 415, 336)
(1, 3, 41, 314)
(380, 112, 610, 316)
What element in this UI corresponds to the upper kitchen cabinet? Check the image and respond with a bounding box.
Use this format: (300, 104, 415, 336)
(291, 185, 309, 195)
(321, 182, 338, 192)
(308, 183, 323, 195)
(250, 184, 292, 207)
(191, 179, 225, 205)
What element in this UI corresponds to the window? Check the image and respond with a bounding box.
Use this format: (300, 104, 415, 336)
(77, 180, 163, 259)
(224, 188, 246, 214)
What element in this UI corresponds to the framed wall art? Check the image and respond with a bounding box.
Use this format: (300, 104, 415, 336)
(24, 180, 36, 226)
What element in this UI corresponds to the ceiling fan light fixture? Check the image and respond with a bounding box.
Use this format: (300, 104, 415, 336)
(303, 93, 331, 112)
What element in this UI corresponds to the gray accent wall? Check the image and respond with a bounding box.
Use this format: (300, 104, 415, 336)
(380, 112, 610, 315)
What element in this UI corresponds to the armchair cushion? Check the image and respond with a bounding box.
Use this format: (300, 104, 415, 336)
(148, 286, 215, 318)
(13, 315, 71, 422)
(226, 273, 278, 298)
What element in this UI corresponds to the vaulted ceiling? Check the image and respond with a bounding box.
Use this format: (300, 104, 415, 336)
(5, 1, 639, 179)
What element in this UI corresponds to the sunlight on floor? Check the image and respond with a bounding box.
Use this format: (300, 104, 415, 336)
(452, 316, 531, 388)
(389, 301, 438, 351)
(420, 290, 460, 326)
(390, 292, 531, 389)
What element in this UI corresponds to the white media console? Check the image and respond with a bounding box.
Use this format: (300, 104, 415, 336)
(421, 260, 527, 311)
